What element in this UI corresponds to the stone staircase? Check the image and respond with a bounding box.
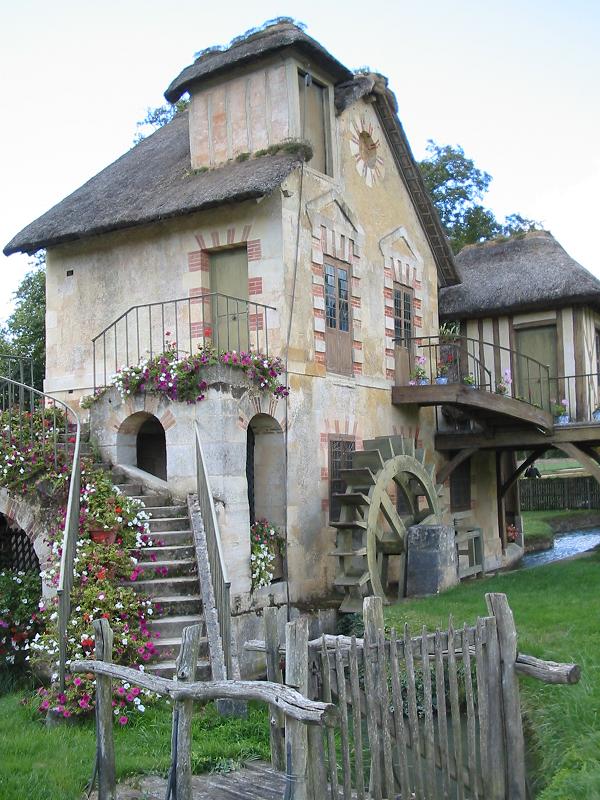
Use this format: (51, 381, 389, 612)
(110, 467, 211, 680)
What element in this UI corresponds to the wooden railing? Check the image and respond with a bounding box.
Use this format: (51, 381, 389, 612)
(194, 421, 232, 677)
(0, 368, 81, 691)
(92, 292, 276, 391)
(74, 619, 335, 800)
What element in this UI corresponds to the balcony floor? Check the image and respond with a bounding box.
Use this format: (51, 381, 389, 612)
(392, 383, 553, 433)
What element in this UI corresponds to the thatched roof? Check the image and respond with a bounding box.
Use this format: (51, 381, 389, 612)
(439, 231, 600, 318)
(4, 21, 458, 286)
(3, 112, 301, 256)
(165, 20, 353, 103)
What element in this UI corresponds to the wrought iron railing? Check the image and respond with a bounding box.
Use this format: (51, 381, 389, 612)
(549, 373, 600, 424)
(0, 363, 81, 691)
(92, 293, 275, 391)
(397, 335, 552, 413)
(194, 421, 232, 677)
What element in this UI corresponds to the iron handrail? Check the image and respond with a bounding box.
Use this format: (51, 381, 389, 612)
(398, 334, 552, 412)
(91, 292, 276, 391)
(549, 372, 600, 423)
(194, 421, 232, 677)
(0, 373, 80, 691)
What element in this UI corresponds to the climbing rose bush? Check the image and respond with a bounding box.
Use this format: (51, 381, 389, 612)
(86, 343, 289, 405)
(250, 519, 284, 590)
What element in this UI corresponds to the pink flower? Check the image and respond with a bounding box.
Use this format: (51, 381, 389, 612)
(40, 699, 49, 710)
(62, 709, 72, 718)
(73, 677, 82, 687)
(118, 716, 128, 725)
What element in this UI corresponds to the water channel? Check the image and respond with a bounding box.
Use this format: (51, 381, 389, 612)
(521, 528, 600, 569)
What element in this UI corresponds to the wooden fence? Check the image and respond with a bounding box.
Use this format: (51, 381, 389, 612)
(248, 593, 580, 800)
(519, 475, 600, 511)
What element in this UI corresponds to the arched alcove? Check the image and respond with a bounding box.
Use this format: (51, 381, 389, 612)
(117, 412, 167, 480)
(0, 514, 40, 573)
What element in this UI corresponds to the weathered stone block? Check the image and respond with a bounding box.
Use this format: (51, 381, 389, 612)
(406, 524, 458, 597)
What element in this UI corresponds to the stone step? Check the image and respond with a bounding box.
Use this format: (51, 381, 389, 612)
(148, 614, 204, 639)
(147, 658, 211, 681)
(135, 544, 195, 562)
(128, 492, 170, 508)
(143, 504, 188, 519)
(138, 559, 197, 578)
(152, 594, 203, 617)
(132, 575, 200, 597)
(149, 517, 190, 532)
(143, 529, 194, 546)
(153, 635, 209, 660)
(114, 482, 144, 496)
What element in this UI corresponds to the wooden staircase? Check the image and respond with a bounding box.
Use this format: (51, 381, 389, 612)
(110, 467, 210, 680)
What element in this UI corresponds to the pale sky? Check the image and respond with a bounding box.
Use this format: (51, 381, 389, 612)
(1, 0, 599, 322)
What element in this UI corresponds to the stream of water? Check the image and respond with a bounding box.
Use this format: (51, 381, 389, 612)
(521, 529, 600, 569)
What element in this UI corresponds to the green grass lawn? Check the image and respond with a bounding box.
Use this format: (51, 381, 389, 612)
(534, 458, 581, 475)
(384, 550, 600, 799)
(0, 695, 269, 800)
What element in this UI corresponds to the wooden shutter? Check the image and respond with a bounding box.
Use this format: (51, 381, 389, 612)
(298, 73, 328, 174)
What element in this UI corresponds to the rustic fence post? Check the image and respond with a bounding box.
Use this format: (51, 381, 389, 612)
(486, 593, 527, 800)
(264, 605, 285, 771)
(167, 624, 202, 800)
(93, 618, 116, 800)
(284, 616, 309, 800)
(483, 614, 506, 800)
(363, 596, 385, 799)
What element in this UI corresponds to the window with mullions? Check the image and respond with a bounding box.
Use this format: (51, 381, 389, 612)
(329, 438, 356, 522)
(394, 283, 413, 347)
(324, 261, 352, 375)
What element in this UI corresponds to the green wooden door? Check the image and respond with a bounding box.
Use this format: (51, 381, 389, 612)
(515, 325, 557, 406)
(209, 248, 249, 351)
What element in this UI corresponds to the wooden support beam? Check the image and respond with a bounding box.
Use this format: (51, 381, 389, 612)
(436, 447, 478, 486)
(560, 442, 600, 487)
(500, 446, 547, 498)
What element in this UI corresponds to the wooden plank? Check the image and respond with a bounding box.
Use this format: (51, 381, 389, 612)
(447, 620, 464, 800)
(514, 653, 580, 684)
(486, 593, 527, 800)
(320, 636, 339, 800)
(462, 623, 479, 800)
(421, 627, 436, 799)
(434, 629, 450, 800)
(403, 622, 424, 799)
(264, 606, 285, 771)
(349, 636, 366, 800)
(173, 624, 203, 800)
(377, 629, 395, 799)
(389, 629, 412, 799)
(93, 618, 116, 800)
(474, 618, 489, 795)
(484, 616, 506, 800)
(435, 423, 600, 451)
(285, 617, 310, 800)
(335, 639, 353, 800)
(362, 600, 383, 800)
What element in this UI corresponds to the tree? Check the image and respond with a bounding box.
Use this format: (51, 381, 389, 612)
(418, 140, 540, 253)
(134, 98, 189, 144)
(1, 254, 46, 389)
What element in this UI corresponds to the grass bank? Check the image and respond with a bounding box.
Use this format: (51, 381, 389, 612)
(0, 696, 269, 800)
(385, 550, 600, 799)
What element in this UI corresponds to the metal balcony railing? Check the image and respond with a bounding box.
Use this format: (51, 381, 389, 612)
(549, 373, 600, 424)
(396, 335, 552, 414)
(92, 293, 275, 391)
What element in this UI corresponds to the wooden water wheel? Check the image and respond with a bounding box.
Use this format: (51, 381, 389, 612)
(332, 436, 443, 612)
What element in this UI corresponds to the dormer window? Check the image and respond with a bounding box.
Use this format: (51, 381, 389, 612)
(298, 71, 331, 176)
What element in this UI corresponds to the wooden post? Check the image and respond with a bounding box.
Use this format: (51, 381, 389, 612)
(483, 615, 506, 800)
(486, 593, 527, 800)
(264, 605, 285, 771)
(93, 618, 116, 800)
(170, 624, 202, 800)
(363, 596, 385, 799)
(284, 616, 309, 800)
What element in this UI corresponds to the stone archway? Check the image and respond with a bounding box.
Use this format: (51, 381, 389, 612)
(117, 412, 167, 481)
